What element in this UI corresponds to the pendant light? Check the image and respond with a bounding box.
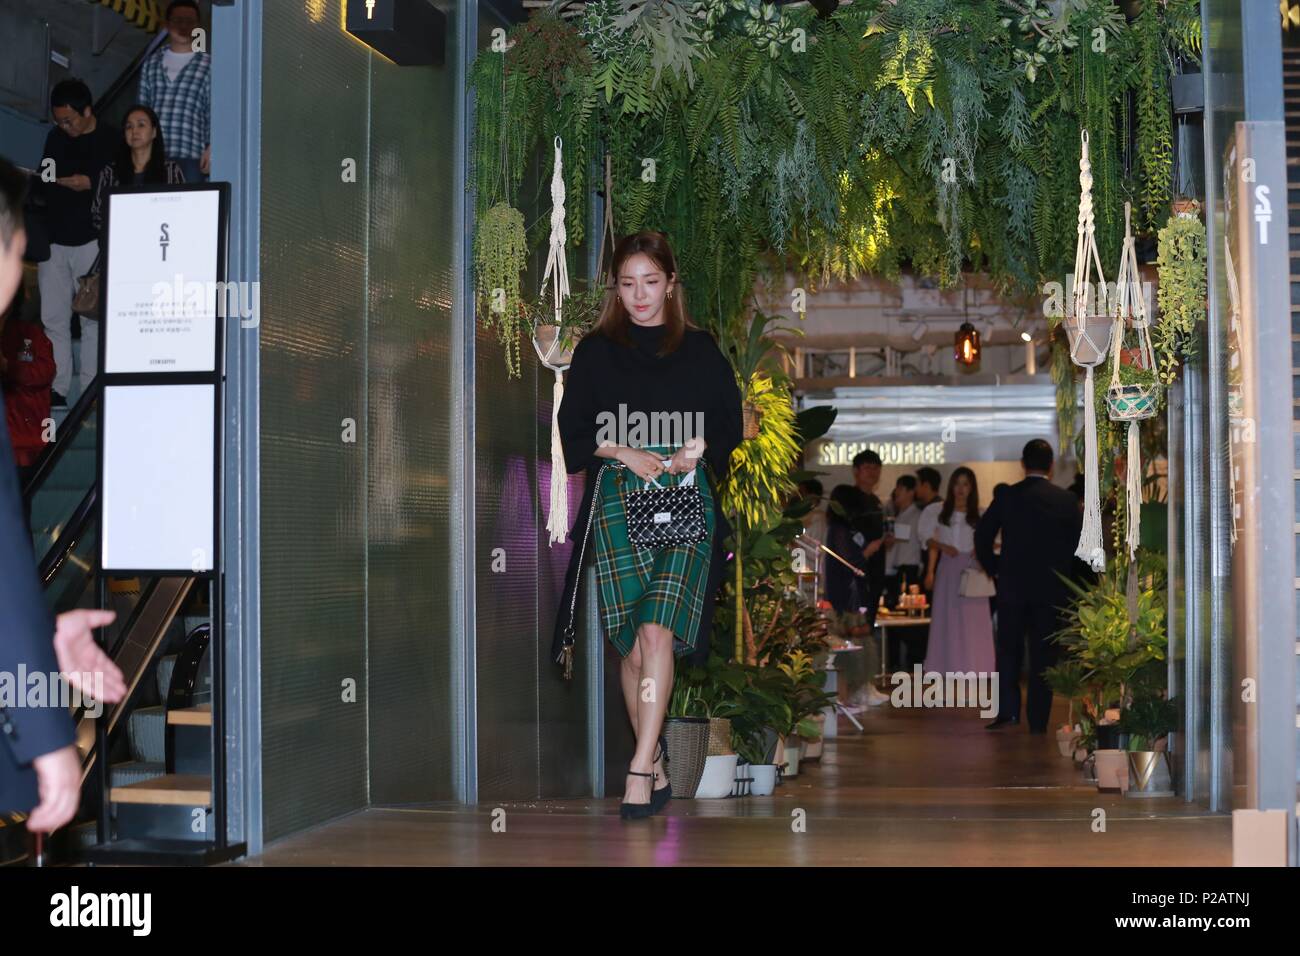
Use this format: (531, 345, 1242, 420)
(954, 321, 980, 367)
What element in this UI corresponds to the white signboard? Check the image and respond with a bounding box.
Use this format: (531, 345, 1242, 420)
(104, 188, 221, 373)
(101, 384, 214, 572)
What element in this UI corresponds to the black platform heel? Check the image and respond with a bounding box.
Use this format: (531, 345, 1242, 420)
(620, 767, 655, 820)
(650, 736, 672, 814)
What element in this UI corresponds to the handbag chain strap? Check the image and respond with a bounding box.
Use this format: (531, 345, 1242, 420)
(560, 460, 612, 680)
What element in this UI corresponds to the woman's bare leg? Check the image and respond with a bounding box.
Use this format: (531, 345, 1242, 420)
(621, 621, 675, 804)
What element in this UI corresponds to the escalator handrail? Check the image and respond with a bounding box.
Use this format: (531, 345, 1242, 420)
(69, 576, 162, 728)
(37, 483, 97, 586)
(21, 379, 100, 503)
(94, 28, 168, 115)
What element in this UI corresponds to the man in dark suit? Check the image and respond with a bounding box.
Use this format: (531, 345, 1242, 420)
(974, 439, 1082, 733)
(0, 156, 123, 833)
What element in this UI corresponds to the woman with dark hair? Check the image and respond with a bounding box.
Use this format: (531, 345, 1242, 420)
(823, 484, 869, 614)
(923, 466, 995, 678)
(552, 230, 743, 820)
(90, 105, 186, 238)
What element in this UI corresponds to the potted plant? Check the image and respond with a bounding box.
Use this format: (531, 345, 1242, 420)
(524, 281, 604, 368)
(682, 654, 748, 799)
(718, 303, 801, 440)
(664, 676, 711, 799)
(770, 650, 835, 777)
(1044, 661, 1089, 757)
(1052, 555, 1167, 792)
(1102, 351, 1160, 423)
(728, 670, 785, 796)
(473, 201, 529, 378)
(1120, 687, 1178, 798)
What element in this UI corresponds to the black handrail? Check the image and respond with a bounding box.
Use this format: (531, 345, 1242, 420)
(69, 577, 159, 730)
(22, 379, 100, 502)
(37, 483, 97, 585)
(94, 28, 167, 115)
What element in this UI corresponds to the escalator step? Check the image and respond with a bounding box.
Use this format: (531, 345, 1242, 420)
(156, 655, 177, 699)
(128, 706, 166, 764)
(109, 760, 165, 789)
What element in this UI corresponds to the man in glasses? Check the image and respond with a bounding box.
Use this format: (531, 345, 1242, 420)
(38, 79, 118, 407)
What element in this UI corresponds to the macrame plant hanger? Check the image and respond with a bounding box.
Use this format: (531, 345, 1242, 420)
(1106, 201, 1158, 562)
(537, 135, 573, 545)
(595, 152, 616, 293)
(1067, 129, 1114, 574)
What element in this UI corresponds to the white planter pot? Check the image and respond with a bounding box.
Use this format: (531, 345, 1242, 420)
(694, 754, 739, 799)
(748, 764, 778, 796)
(1056, 727, 1076, 758)
(1095, 749, 1129, 792)
(802, 717, 825, 760)
(781, 735, 801, 777)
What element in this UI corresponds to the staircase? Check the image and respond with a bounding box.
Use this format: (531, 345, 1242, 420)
(1285, 42, 1300, 813)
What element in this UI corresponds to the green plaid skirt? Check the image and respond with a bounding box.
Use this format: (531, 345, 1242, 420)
(592, 445, 717, 659)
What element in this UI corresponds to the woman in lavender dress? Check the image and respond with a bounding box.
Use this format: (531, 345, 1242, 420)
(922, 468, 995, 679)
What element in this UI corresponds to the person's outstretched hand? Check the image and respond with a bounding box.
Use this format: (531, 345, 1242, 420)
(53, 609, 125, 703)
(26, 745, 80, 833)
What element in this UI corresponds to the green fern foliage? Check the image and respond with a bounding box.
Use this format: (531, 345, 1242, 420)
(470, 0, 1193, 362)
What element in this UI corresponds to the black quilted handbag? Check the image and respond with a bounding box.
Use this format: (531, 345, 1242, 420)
(624, 459, 707, 549)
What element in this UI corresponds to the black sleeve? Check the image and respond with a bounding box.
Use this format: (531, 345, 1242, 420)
(862, 495, 884, 542)
(701, 332, 743, 479)
(91, 125, 118, 182)
(974, 491, 1003, 578)
(0, 395, 74, 766)
(556, 337, 600, 474)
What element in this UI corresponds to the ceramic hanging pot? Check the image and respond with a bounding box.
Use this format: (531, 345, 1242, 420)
(533, 324, 575, 367)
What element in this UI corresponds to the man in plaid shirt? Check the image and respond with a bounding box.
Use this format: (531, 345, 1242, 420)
(138, 0, 210, 183)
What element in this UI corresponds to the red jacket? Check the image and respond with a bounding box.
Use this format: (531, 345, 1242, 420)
(1, 318, 55, 467)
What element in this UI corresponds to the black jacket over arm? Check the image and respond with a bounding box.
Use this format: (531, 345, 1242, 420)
(550, 324, 744, 670)
(0, 394, 74, 813)
(974, 476, 1082, 610)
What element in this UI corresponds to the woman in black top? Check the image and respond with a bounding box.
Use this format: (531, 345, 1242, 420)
(554, 231, 743, 819)
(823, 484, 870, 614)
(90, 105, 185, 238)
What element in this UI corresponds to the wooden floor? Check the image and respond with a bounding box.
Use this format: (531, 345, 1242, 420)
(243, 700, 1230, 866)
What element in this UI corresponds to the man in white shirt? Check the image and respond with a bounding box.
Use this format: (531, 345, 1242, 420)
(915, 466, 943, 556)
(883, 476, 922, 600)
(882, 475, 923, 668)
(911, 466, 944, 664)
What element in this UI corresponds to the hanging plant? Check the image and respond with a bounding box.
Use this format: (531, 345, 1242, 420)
(1133, 0, 1173, 231)
(471, 1, 1195, 334)
(510, 9, 593, 99)
(474, 202, 529, 378)
(1152, 208, 1206, 387)
(521, 281, 606, 365)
